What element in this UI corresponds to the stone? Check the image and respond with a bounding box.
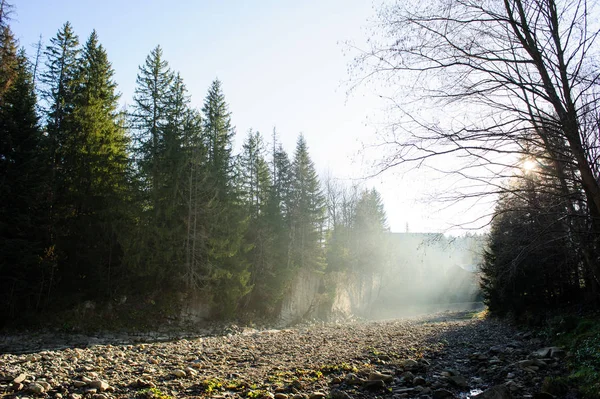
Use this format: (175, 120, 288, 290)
(39, 381, 51, 391)
(400, 371, 415, 384)
(330, 389, 351, 399)
(12, 382, 24, 391)
(533, 393, 555, 399)
(413, 376, 426, 386)
(309, 392, 326, 399)
(363, 379, 386, 390)
(518, 360, 534, 368)
(368, 371, 393, 382)
(473, 385, 513, 399)
(534, 347, 564, 358)
(448, 375, 468, 388)
(344, 373, 362, 385)
(262, 393, 275, 399)
(81, 376, 92, 384)
(28, 382, 45, 394)
(68, 394, 82, 399)
(89, 380, 109, 392)
(14, 373, 27, 384)
(401, 359, 419, 369)
(73, 380, 87, 388)
(274, 394, 289, 399)
(92, 394, 108, 399)
(432, 389, 455, 398)
(173, 369, 186, 378)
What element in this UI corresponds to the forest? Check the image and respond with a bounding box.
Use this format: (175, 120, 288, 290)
(0, 5, 400, 327)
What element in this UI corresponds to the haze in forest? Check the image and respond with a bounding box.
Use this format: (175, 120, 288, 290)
(10, 0, 486, 235)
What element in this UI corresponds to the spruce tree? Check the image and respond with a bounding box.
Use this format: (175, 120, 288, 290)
(289, 134, 326, 270)
(201, 79, 249, 316)
(0, 23, 51, 317)
(61, 30, 130, 298)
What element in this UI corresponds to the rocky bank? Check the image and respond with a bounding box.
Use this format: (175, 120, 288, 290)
(0, 313, 573, 399)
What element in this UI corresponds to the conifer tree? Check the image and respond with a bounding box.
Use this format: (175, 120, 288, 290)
(61, 30, 130, 298)
(238, 130, 278, 313)
(352, 189, 388, 273)
(289, 134, 326, 270)
(0, 21, 51, 316)
(201, 79, 249, 316)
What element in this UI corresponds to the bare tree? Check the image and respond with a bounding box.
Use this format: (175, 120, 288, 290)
(351, 0, 600, 289)
(352, 0, 600, 215)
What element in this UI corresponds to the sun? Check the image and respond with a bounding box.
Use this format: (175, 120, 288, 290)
(522, 159, 537, 173)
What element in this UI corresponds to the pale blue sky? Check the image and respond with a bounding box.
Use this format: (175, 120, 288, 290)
(11, 1, 484, 234)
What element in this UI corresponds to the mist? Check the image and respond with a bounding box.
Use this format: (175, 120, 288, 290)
(367, 233, 485, 320)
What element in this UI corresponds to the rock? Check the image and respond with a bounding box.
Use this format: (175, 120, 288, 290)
(173, 369, 186, 378)
(274, 394, 289, 399)
(39, 381, 51, 391)
(518, 360, 534, 368)
(309, 392, 326, 399)
(73, 380, 87, 388)
(401, 359, 419, 369)
(368, 371, 393, 382)
(68, 394, 82, 399)
(262, 393, 275, 399)
(413, 376, 426, 386)
(85, 388, 97, 394)
(432, 388, 455, 398)
(28, 382, 46, 394)
(135, 378, 156, 388)
(344, 373, 363, 385)
(550, 348, 566, 359)
(81, 376, 92, 384)
(14, 373, 27, 384)
(448, 375, 468, 388)
(89, 380, 109, 392)
(533, 347, 564, 358)
(330, 389, 351, 399)
(393, 387, 416, 394)
(400, 371, 415, 384)
(473, 385, 513, 399)
(363, 379, 386, 390)
(12, 382, 24, 391)
(92, 394, 108, 399)
(533, 393, 555, 399)
(490, 345, 504, 354)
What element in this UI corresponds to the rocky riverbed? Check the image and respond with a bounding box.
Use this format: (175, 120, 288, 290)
(0, 313, 573, 399)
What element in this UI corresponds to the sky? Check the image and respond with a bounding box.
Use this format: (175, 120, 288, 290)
(10, 0, 490, 234)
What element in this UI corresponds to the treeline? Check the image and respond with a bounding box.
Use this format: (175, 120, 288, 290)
(0, 12, 389, 325)
(481, 138, 600, 318)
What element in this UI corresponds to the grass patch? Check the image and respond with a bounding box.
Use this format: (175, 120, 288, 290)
(545, 313, 600, 398)
(140, 388, 172, 399)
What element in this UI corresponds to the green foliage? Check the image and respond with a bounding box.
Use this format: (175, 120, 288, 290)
(140, 387, 172, 399)
(0, 20, 51, 318)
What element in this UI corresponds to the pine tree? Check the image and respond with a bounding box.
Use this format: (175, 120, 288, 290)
(131, 45, 173, 210)
(0, 22, 51, 317)
(201, 79, 249, 316)
(352, 189, 388, 273)
(59, 30, 130, 299)
(238, 130, 279, 314)
(129, 46, 193, 289)
(289, 134, 326, 270)
(42, 22, 79, 187)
